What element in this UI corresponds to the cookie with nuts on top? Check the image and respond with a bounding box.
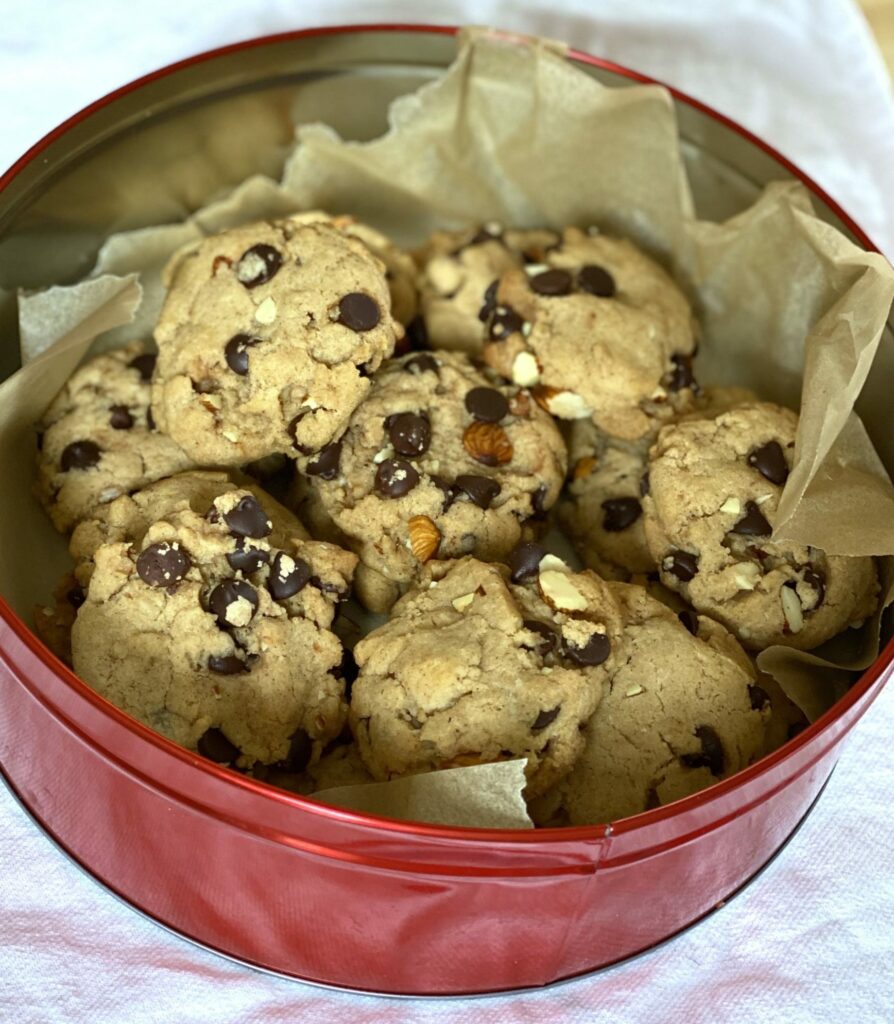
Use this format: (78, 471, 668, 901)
(350, 556, 616, 797)
(416, 223, 561, 353)
(529, 582, 768, 825)
(481, 226, 698, 440)
(71, 486, 357, 769)
(151, 216, 402, 466)
(643, 401, 878, 651)
(291, 350, 568, 612)
(35, 342, 195, 533)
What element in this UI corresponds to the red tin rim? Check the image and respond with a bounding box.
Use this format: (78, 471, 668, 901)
(1, 22, 891, 847)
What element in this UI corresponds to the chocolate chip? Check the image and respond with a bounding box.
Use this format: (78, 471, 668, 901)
(374, 458, 420, 498)
(803, 568, 826, 610)
(208, 654, 250, 676)
(562, 632, 611, 667)
(136, 542, 191, 588)
(478, 280, 499, 322)
(288, 412, 315, 456)
(487, 306, 524, 341)
(467, 225, 503, 247)
(639, 472, 650, 498)
(749, 685, 771, 711)
(222, 495, 272, 539)
(578, 264, 616, 298)
(209, 579, 259, 628)
(227, 541, 270, 574)
(224, 333, 259, 376)
(601, 497, 642, 532)
(310, 576, 349, 602)
(277, 729, 313, 773)
(521, 619, 558, 657)
(198, 727, 241, 761)
(531, 484, 549, 519)
(404, 315, 429, 350)
(403, 353, 439, 375)
(60, 440, 101, 472)
(429, 474, 457, 513)
(109, 405, 134, 430)
(236, 243, 282, 288)
(532, 706, 561, 733)
(730, 500, 772, 537)
(454, 475, 501, 509)
(338, 292, 380, 332)
(508, 541, 546, 583)
(665, 353, 696, 392)
(129, 352, 156, 381)
(529, 268, 572, 297)
(678, 609, 700, 635)
(306, 441, 342, 479)
(387, 412, 431, 457)
(268, 551, 311, 601)
(747, 441, 789, 486)
(665, 549, 699, 582)
(67, 585, 86, 609)
(464, 387, 509, 423)
(680, 725, 725, 776)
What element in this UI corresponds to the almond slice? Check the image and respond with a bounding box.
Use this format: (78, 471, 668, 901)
(463, 421, 513, 466)
(408, 515, 440, 563)
(539, 569, 587, 612)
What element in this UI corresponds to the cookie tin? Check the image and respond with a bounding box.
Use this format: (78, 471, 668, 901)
(0, 24, 891, 996)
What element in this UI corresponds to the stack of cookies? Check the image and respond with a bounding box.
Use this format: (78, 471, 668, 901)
(32, 213, 879, 823)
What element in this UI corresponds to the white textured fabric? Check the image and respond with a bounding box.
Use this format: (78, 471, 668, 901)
(1, 1, 893, 1020)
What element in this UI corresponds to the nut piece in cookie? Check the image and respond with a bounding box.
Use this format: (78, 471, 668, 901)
(291, 350, 568, 612)
(530, 585, 768, 825)
(71, 488, 357, 769)
(152, 217, 402, 466)
(481, 227, 698, 439)
(642, 401, 878, 651)
(35, 342, 195, 533)
(349, 556, 616, 797)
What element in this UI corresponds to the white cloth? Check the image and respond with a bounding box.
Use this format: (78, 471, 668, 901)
(1, 1, 893, 1020)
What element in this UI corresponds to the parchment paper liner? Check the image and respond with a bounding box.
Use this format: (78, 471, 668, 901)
(2, 30, 893, 828)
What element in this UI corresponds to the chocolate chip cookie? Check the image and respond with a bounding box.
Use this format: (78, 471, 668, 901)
(416, 224, 561, 353)
(350, 556, 616, 796)
(35, 342, 195, 533)
(291, 350, 568, 612)
(643, 402, 878, 650)
(71, 486, 357, 768)
(152, 217, 402, 466)
(530, 583, 767, 825)
(481, 227, 698, 439)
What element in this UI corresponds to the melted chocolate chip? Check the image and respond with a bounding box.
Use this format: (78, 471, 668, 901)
(488, 306, 524, 341)
(374, 458, 420, 498)
(209, 579, 259, 628)
(478, 280, 499, 322)
(681, 725, 725, 776)
(109, 405, 134, 430)
(464, 387, 509, 423)
(223, 495, 272, 539)
(429, 474, 457, 513)
(387, 412, 431, 457)
(268, 551, 311, 601)
(678, 609, 700, 636)
(665, 549, 699, 582)
(529, 268, 573, 296)
(225, 333, 259, 376)
(749, 685, 771, 711)
(454, 475, 501, 509)
(67, 585, 86, 609)
(403, 353, 439, 375)
(532, 706, 561, 733)
(236, 243, 282, 288)
(521, 619, 558, 658)
(601, 497, 642, 532)
(208, 654, 250, 676)
(306, 441, 342, 480)
(802, 568, 826, 610)
(277, 729, 313, 773)
(665, 353, 696, 392)
(227, 541, 270, 574)
(730, 501, 772, 537)
(198, 727, 241, 761)
(129, 352, 156, 381)
(310, 576, 349, 602)
(508, 541, 546, 583)
(578, 264, 616, 297)
(60, 440, 101, 472)
(136, 542, 191, 589)
(747, 441, 789, 486)
(338, 292, 380, 332)
(562, 632, 611, 667)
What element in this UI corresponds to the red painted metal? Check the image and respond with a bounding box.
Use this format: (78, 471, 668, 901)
(0, 24, 891, 996)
